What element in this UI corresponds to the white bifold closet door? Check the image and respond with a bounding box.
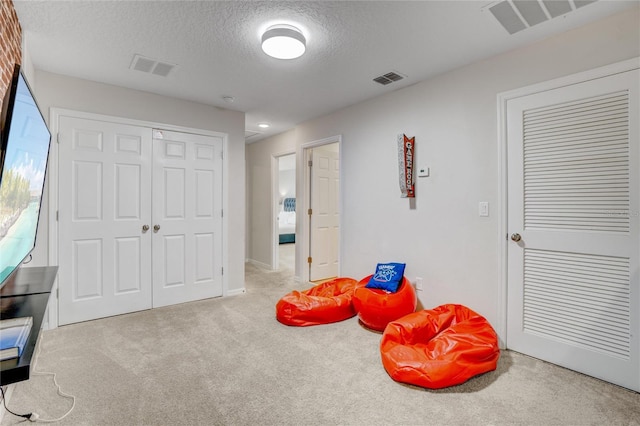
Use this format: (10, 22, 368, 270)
(507, 69, 639, 391)
(151, 129, 223, 308)
(58, 116, 223, 325)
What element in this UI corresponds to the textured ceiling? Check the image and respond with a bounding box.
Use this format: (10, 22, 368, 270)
(13, 0, 638, 142)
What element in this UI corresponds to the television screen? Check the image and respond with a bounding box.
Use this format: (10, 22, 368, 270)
(0, 65, 51, 286)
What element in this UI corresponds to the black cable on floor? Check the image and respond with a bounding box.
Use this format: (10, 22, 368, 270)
(0, 385, 32, 420)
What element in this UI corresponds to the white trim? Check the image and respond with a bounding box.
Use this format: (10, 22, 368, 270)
(496, 93, 508, 349)
(46, 115, 60, 329)
(47, 108, 230, 324)
(226, 287, 246, 297)
(271, 155, 279, 271)
(299, 135, 343, 284)
(50, 108, 228, 139)
(497, 57, 640, 348)
(500, 57, 639, 103)
(247, 258, 272, 270)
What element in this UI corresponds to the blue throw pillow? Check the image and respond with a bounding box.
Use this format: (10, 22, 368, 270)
(365, 263, 406, 293)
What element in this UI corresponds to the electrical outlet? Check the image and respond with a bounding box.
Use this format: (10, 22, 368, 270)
(415, 277, 423, 291)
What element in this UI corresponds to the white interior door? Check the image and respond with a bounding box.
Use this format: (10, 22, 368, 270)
(151, 130, 223, 307)
(507, 69, 639, 391)
(309, 145, 339, 281)
(58, 116, 152, 325)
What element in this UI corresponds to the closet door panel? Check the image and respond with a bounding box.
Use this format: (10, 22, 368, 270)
(58, 116, 152, 325)
(151, 129, 223, 307)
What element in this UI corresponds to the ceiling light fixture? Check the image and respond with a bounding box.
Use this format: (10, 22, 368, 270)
(258, 123, 270, 129)
(261, 24, 306, 60)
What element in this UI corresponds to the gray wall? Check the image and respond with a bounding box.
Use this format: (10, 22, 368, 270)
(30, 71, 246, 294)
(246, 128, 297, 266)
(246, 8, 640, 334)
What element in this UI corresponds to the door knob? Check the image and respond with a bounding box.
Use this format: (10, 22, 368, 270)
(511, 233, 522, 242)
(153, 224, 161, 233)
(142, 225, 149, 233)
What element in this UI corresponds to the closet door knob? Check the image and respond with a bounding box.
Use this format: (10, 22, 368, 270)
(142, 225, 149, 233)
(511, 233, 522, 242)
(153, 224, 161, 233)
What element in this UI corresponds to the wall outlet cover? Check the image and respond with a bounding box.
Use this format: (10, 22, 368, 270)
(479, 201, 489, 217)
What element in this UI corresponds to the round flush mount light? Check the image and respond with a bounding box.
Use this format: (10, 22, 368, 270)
(261, 24, 306, 60)
(258, 122, 270, 129)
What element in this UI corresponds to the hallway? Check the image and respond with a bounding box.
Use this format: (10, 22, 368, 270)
(278, 243, 295, 271)
(244, 243, 298, 295)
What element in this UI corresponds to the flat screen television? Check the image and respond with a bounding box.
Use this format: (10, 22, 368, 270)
(0, 64, 52, 289)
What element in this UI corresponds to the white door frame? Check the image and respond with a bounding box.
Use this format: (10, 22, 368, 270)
(497, 57, 640, 347)
(270, 150, 296, 271)
(47, 108, 229, 329)
(298, 135, 342, 284)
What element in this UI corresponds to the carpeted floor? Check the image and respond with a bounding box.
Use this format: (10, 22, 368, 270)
(2, 261, 639, 425)
(278, 243, 295, 271)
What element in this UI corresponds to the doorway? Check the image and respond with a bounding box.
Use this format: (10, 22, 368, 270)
(274, 153, 296, 272)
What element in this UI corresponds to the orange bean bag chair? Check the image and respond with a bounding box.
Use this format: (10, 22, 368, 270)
(276, 277, 362, 326)
(352, 275, 417, 331)
(380, 304, 500, 389)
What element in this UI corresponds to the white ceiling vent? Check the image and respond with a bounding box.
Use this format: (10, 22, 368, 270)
(130, 54, 176, 77)
(373, 71, 406, 86)
(488, 0, 598, 35)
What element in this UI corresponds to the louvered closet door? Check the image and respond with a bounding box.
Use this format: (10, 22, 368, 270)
(507, 69, 639, 391)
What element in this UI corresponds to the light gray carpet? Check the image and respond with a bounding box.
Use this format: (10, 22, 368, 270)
(278, 243, 295, 271)
(2, 262, 639, 426)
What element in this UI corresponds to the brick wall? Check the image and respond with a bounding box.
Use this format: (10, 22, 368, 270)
(0, 0, 22, 111)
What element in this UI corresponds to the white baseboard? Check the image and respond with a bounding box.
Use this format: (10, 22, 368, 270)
(226, 288, 246, 297)
(246, 259, 272, 270)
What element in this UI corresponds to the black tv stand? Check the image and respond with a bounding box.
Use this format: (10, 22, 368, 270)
(0, 266, 57, 386)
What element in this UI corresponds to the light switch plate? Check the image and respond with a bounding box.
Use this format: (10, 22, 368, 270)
(418, 166, 430, 177)
(479, 201, 489, 217)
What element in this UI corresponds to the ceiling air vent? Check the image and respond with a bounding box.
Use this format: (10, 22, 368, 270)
(130, 54, 176, 77)
(373, 71, 406, 86)
(245, 130, 262, 142)
(488, 0, 598, 35)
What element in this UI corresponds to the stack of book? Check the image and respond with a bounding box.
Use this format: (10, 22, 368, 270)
(0, 316, 33, 361)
